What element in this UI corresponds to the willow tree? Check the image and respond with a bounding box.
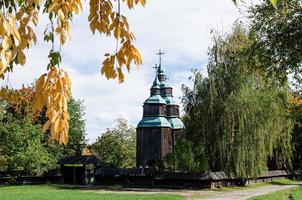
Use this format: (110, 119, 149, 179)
(182, 25, 293, 178)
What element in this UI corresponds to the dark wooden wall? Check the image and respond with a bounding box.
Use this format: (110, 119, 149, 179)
(150, 88, 160, 95)
(137, 127, 173, 168)
(143, 104, 166, 116)
(160, 88, 172, 97)
(167, 105, 179, 117)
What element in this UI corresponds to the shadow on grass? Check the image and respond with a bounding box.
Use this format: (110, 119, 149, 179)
(51, 184, 193, 193)
(50, 179, 302, 193)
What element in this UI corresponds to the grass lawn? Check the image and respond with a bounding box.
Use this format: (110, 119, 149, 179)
(213, 178, 300, 192)
(270, 178, 300, 185)
(248, 187, 302, 200)
(0, 185, 184, 200)
(248, 180, 302, 200)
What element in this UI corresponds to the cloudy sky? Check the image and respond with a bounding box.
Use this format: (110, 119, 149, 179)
(1, 0, 243, 143)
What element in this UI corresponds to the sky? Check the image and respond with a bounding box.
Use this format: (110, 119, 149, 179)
(1, 0, 243, 143)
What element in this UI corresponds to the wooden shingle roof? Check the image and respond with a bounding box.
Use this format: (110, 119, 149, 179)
(59, 155, 99, 165)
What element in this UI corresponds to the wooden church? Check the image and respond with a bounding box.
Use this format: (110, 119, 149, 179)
(136, 52, 184, 168)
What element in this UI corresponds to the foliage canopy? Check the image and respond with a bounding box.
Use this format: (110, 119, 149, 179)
(248, 0, 302, 84)
(0, 87, 88, 174)
(92, 118, 136, 168)
(182, 26, 293, 178)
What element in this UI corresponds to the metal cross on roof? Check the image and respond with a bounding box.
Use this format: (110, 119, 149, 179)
(153, 64, 159, 75)
(153, 64, 158, 70)
(156, 50, 165, 68)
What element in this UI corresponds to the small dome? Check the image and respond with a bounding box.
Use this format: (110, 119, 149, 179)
(138, 117, 171, 128)
(159, 81, 171, 88)
(164, 96, 178, 105)
(144, 95, 166, 104)
(151, 76, 160, 89)
(158, 70, 164, 75)
(157, 66, 164, 75)
(167, 117, 185, 129)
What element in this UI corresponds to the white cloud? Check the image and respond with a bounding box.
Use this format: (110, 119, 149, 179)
(0, 0, 241, 143)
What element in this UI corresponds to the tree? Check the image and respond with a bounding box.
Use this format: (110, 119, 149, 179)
(0, 86, 87, 162)
(165, 136, 208, 172)
(174, 138, 196, 172)
(0, 86, 88, 174)
(92, 118, 136, 168)
(64, 98, 87, 155)
(248, 0, 302, 84)
(0, 0, 145, 144)
(42, 98, 87, 158)
(182, 25, 293, 178)
(0, 0, 285, 145)
(0, 113, 56, 175)
(289, 94, 302, 169)
(233, 0, 278, 8)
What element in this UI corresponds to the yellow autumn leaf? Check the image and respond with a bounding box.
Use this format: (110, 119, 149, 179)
(72, 4, 79, 14)
(114, 26, 121, 39)
(34, 95, 46, 112)
(3, 20, 10, 34)
(34, 0, 41, 6)
(1, 50, 8, 67)
(64, 71, 72, 88)
(51, 119, 60, 140)
(6, 51, 13, 63)
(42, 120, 51, 132)
(58, 118, 64, 132)
(117, 68, 124, 83)
(48, 3, 59, 13)
(60, 31, 67, 44)
(2, 37, 10, 50)
(32, 13, 39, 26)
(36, 74, 46, 89)
(0, 22, 5, 36)
(19, 38, 28, 49)
(140, 0, 146, 6)
(60, 129, 69, 145)
(17, 51, 26, 65)
(12, 28, 21, 43)
(0, 62, 5, 75)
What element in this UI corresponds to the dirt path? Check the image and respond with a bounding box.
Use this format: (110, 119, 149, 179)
(74, 183, 301, 200)
(199, 184, 300, 200)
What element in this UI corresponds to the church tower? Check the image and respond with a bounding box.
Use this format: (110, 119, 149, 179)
(136, 51, 184, 168)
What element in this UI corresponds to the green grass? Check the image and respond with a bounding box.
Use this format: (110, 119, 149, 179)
(0, 179, 299, 200)
(213, 179, 300, 192)
(213, 183, 268, 192)
(0, 185, 184, 200)
(248, 186, 302, 200)
(270, 178, 300, 185)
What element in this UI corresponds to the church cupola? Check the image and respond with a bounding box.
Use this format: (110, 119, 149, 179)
(159, 81, 173, 97)
(150, 75, 160, 96)
(157, 67, 166, 82)
(143, 74, 167, 117)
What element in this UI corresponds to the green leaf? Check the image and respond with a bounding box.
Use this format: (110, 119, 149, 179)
(270, 0, 277, 8)
(232, 0, 277, 7)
